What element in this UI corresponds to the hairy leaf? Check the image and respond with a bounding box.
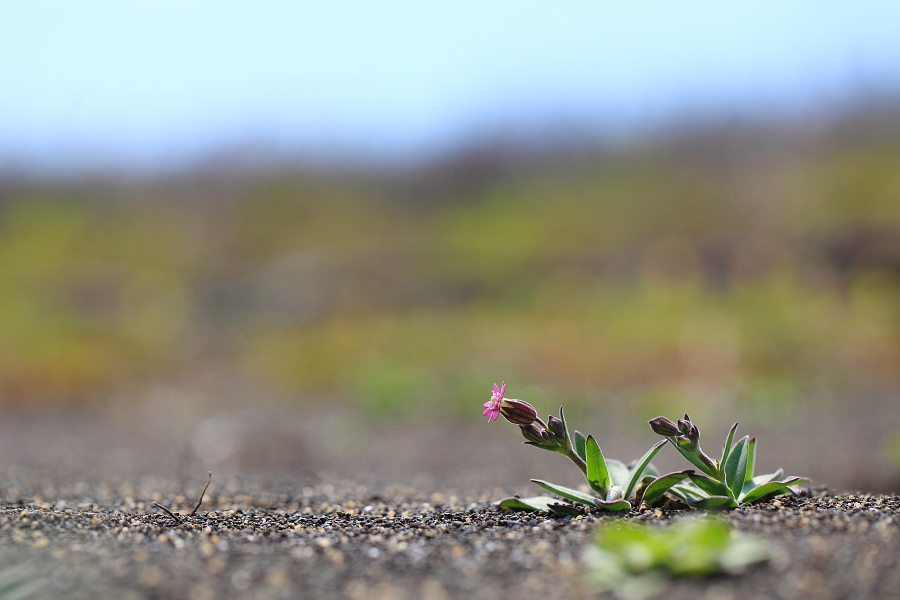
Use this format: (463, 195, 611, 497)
(573, 430, 587, 462)
(719, 422, 739, 473)
(686, 495, 739, 510)
(723, 436, 749, 497)
(593, 498, 631, 511)
(547, 503, 587, 516)
(668, 485, 705, 502)
(585, 435, 610, 496)
(688, 473, 734, 499)
(640, 470, 694, 506)
(605, 459, 631, 490)
(740, 478, 804, 504)
(744, 469, 784, 494)
(640, 463, 660, 478)
(625, 440, 667, 500)
(530, 479, 599, 507)
(745, 437, 756, 483)
(494, 496, 561, 511)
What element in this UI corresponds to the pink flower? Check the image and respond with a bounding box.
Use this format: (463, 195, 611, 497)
(483, 381, 506, 423)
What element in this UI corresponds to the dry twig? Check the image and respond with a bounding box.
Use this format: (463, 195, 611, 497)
(190, 471, 212, 517)
(152, 502, 183, 524)
(152, 471, 213, 524)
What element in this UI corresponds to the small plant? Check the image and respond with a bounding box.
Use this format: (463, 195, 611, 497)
(582, 517, 769, 595)
(648, 414, 806, 509)
(485, 383, 692, 513)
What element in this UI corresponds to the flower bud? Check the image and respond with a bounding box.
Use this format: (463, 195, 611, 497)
(547, 416, 566, 440)
(688, 424, 700, 446)
(499, 398, 538, 425)
(519, 423, 544, 444)
(648, 416, 679, 437)
(677, 418, 692, 436)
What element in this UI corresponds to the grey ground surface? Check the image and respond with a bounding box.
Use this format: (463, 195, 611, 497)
(1, 483, 899, 600)
(0, 402, 899, 600)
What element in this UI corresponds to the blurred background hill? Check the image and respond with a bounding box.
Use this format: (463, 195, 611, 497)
(1, 1, 899, 491)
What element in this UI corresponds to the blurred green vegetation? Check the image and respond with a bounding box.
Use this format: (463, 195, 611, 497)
(583, 518, 769, 589)
(1, 116, 899, 418)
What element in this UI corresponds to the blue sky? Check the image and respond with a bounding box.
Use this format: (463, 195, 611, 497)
(2, 1, 900, 172)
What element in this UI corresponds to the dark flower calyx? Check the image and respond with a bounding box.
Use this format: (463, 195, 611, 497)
(499, 398, 538, 425)
(688, 424, 700, 446)
(648, 416, 679, 437)
(519, 424, 544, 444)
(547, 416, 566, 439)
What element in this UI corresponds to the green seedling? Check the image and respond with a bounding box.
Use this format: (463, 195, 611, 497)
(485, 383, 690, 514)
(582, 517, 770, 594)
(648, 414, 807, 509)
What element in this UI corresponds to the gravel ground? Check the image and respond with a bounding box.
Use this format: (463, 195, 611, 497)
(1, 480, 898, 600)
(0, 403, 899, 600)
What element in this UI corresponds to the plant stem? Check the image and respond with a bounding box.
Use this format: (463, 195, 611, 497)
(698, 451, 719, 479)
(565, 448, 587, 475)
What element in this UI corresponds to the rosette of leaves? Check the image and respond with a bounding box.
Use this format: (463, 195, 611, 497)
(495, 407, 694, 515)
(648, 414, 807, 509)
(582, 518, 770, 594)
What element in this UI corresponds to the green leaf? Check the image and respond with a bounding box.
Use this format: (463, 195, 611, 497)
(686, 495, 739, 510)
(547, 503, 587, 517)
(573, 430, 587, 462)
(593, 499, 631, 511)
(674, 484, 705, 499)
(624, 440, 667, 500)
(723, 436, 749, 497)
(530, 479, 600, 507)
(745, 437, 756, 483)
(640, 470, 694, 506)
(627, 474, 659, 505)
(719, 422, 739, 473)
(585, 435, 610, 496)
(669, 439, 718, 477)
(739, 477, 803, 504)
(640, 462, 660, 478)
(667, 485, 704, 502)
(605, 459, 631, 489)
(493, 496, 560, 511)
(745, 469, 784, 493)
(688, 473, 734, 499)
